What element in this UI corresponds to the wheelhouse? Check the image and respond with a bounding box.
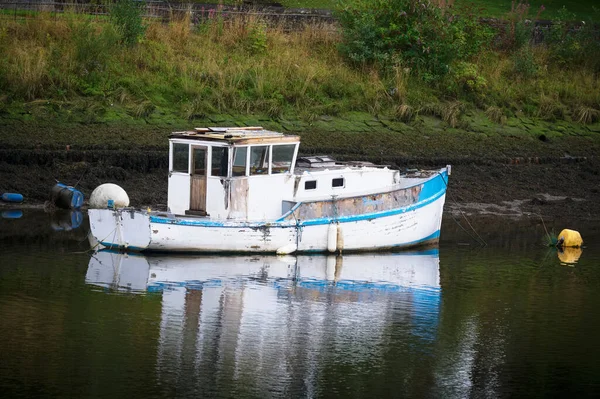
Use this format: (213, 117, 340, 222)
(167, 127, 300, 219)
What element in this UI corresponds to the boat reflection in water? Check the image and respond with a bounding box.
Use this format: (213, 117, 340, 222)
(86, 250, 441, 396)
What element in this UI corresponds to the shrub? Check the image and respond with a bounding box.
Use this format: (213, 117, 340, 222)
(110, 0, 147, 46)
(336, 0, 492, 81)
(511, 46, 538, 77)
(451, 61, 487, 93)
(247, 21, 268, 55)
(546, 7, 600, 71)
(502, 1, 535, 50)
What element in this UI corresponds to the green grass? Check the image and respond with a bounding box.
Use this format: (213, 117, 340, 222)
(0, 8, 598, 133)
(456, 0, 599, 20)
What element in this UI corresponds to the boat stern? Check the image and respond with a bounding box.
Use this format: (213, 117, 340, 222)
(88, 209, 151, 252)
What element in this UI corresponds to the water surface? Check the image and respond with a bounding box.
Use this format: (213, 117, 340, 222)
(1, 211, 600, 398)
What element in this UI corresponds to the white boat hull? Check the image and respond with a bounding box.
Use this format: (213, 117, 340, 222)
(88, 169, 448, 254)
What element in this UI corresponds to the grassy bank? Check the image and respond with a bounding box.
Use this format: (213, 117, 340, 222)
(0, 4, 599, 135)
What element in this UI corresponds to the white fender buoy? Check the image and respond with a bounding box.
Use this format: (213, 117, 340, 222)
(89, 183, 130, 209)
(336, 223, 344, 254)
(327, 222, 337, 253)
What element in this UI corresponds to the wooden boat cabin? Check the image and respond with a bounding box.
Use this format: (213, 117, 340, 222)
(168, 126, 402, 221)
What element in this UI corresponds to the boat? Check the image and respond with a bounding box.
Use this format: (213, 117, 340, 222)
(88, 126, 449, 253)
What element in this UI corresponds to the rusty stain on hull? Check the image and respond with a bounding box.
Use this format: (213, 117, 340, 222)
(286, 184, 423, 221)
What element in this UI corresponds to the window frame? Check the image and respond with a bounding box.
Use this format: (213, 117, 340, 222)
(304, 180, 317, 190)
(249, 145, 270, 176)
(332, 177, 345, 188)
(271, 143, 298, 175)
(231, 146, 249, 177)
(170, 141, 191, 175)
(209, 145, 230, 178)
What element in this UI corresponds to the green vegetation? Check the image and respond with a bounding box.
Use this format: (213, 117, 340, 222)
(186, 0, 600, 20)
(110, 0, 147, 46)
(336, 0, 494, 81)
(453, 0, 598, 20)
(0, 1, 598, 139)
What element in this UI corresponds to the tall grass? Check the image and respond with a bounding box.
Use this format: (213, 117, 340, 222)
(0, 10, 598, 125)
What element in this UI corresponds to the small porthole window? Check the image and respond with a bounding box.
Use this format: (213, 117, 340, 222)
(332, 178, 344, 188)
(305, 180, 317, 190)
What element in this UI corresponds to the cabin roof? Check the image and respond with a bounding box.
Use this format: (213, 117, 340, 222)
(170, 126, 300, 145)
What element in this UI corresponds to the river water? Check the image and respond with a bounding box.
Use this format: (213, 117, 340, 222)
(1, 211, 600, 398)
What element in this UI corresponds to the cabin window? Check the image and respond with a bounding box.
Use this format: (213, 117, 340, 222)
(232, 147, 247, 177)
(250, 146, 269, 175)
(172, 143, 189, 173)
(332, 177, 345, 188)
(211, 146, 229, 177)
(272, 144, 296, 174)
(192, 147, 207, 175)
(305, 180, 317, 190)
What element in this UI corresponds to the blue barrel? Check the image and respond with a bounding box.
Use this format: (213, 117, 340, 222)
(1, 209, 23, 219)
(51, 183, 84, 209)
(1, 193, 24, 203)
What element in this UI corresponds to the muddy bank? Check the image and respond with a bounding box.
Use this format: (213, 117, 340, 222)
(2, 113, 599, 219)
(1, 148, 598, 221)
(446, 160, 600, 220)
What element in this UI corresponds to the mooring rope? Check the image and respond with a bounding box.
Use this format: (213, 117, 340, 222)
(439, 171, 487, 247)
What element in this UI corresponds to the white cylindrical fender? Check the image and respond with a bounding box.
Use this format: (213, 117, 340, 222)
(336, 223, 344, 253)
(89, 183, 130, 209)
(327, 222, 337, 253)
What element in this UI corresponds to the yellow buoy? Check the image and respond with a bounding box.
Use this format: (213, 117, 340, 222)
(557, 229, 583, 248)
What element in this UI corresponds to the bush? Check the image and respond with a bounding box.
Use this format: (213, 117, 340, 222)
(336, 0, 492, 81)
(451, 61, 487, 93)
(247, 21, 268, 55)
(501, 1, 538, 50)
(511, 46, 538, 77)
(110, 0, 147, 46)
(546, 7, 600, 71)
